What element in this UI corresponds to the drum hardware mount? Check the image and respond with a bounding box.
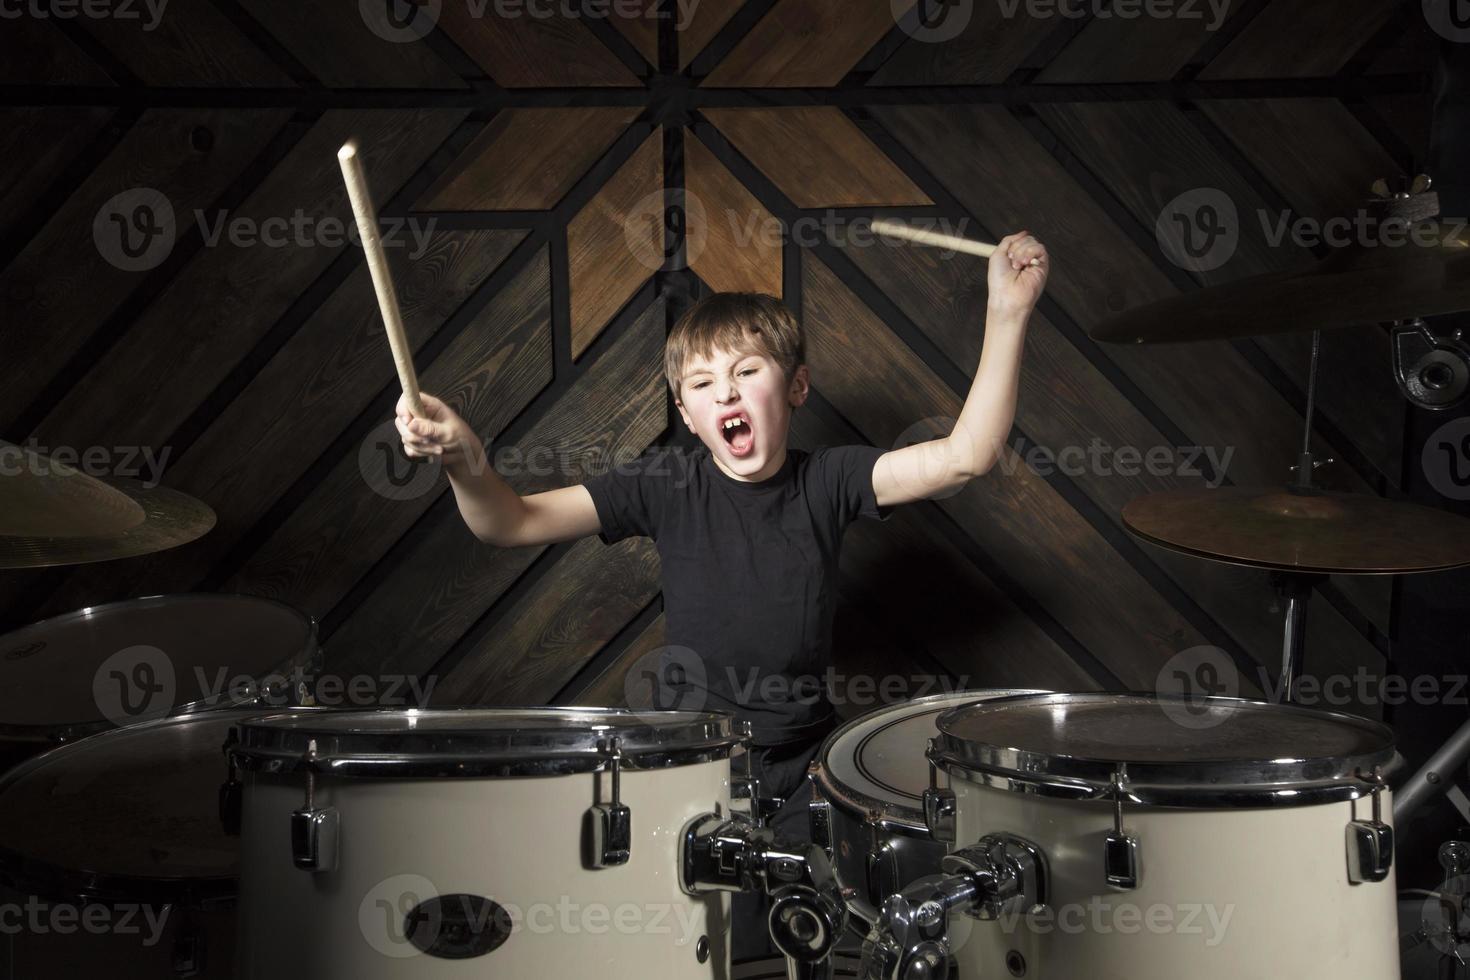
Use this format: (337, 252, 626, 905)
(588, 735, 632, 868)
(679, 811, 847, 980)
(858, 834, 1049, 980)
(1103, 769, 1139, 890)
(921, 738, 956, 844)
(219, 727, 243, 837)
(290, 739, 339, 873)
(1393, 317, 1470, 411)
(1346, 766, 1394, 884)
(732, 723, 786, 827)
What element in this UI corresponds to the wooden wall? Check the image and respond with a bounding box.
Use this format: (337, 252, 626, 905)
(0, 0, 1439, 721)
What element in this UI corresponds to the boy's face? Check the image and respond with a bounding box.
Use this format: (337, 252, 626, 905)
(675, 345, 809, 482)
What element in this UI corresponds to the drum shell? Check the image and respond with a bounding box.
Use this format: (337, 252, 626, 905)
(237, 758, 735, 979)
(810, 788, 943, 925)
(946, 774, 1400, 980)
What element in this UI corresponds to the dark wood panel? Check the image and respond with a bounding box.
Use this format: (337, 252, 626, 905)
(1037, 5, 1245, 82)
(703, 108, 931, 209)
(420, 108, 641, 211)
(29, 230, 525, 621)
(686, 132, 782, 297)
(570, 614, 668, 708)
(238, 0, 464, 88)
(868, 0, 1054, 86)
(0, 18, 112, 84)
(33, 109, 466, 452)
(78, 1, 294, 86)
(0, 107, 295, 434)
(680, 0, 745, 69)
(327, 297, 667, 683)
(703, 0, 917, 86)
(0, 107, 115, 243)
(804, 253, 1210, 689)
(223, 245, 555, 618)
(1197, 0, 1392, 80)
(569, 129, 662, 358)
(607, 0, 658, 67)
(436, 2, 642, 86)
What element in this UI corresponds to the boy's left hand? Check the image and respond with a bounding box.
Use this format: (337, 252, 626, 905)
(987, 230, 1049, 319)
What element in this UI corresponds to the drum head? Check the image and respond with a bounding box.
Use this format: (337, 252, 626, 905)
(816, 690, 1046, 828)
(231, 707, 742, 777)
(934, 693, 1397, 802)
(0, 709, 266, 901)
(0, 594, 316, 739)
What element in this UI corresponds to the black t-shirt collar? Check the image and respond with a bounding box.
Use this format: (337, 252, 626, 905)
(701, 446, 794, 492)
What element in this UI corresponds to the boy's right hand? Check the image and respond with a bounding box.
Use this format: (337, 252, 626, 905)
(395, 392, 480, 469)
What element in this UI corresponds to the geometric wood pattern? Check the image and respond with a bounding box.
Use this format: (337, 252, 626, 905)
(703, 0, 917, 87)
(686, 133, 783, 297)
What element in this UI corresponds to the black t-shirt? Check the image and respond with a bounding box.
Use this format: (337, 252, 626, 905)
(584, 442, 893, 745)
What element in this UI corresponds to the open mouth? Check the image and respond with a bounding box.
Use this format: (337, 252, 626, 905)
(720, 415, 754, 457)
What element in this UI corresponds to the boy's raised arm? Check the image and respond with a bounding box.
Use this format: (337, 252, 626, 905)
(395, 392, 601, 547)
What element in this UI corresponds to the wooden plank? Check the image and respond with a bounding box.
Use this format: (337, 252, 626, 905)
(569, 129, 662, 358)
(570, 615, 669, 708)
(419, 108, 641, 212)
(33, 109, 466, 453)
(868, 0, 1054, 85)
(804, 253, 1211, 689)
(0, 18, 112, 84)
(1037, 5, 1243, 82)
(702, 108, 931, 209)
(606, 0, 658, 67)
(842, 234, 1382, 706)
(703, 0, 918, 87)
(223, 245, 556, 619)
(1365, 93, 1432, 166)
(436, 1, 642, 86)
(686, 132, 782, 297)
(873, 104, 1393, 632)
(28, 230, 525, 622)
(77, 1, 294, 86)
(1197, 0, 1392, 80)
(679, 0, 744, 69)
(0, 107, 114, 243)
(237, 0, 463, 88)
(0, 107, 295, 434)
(1367, 14, 1438, 75)
(325, 296, 666, 685)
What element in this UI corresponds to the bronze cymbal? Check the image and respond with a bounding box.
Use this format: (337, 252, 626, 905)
(0, 441, 214, 569)
(1092, 219, 1470, 344)
(1122, 486, 1470, 574)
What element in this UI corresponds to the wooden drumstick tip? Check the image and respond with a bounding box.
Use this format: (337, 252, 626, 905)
(337, 140, 359, 162)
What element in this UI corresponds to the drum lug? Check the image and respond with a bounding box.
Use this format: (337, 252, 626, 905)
(808, 793, 833, 856)
(588, 736, 632, 868)
(1104, 769, 1139, 889)
(1347, 767, 1394, 884)
(219, 727, 242, 837)
(922, 739, 956, 843)
(290, 739, 339, 873)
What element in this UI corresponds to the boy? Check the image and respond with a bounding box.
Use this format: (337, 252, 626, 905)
(396, 230, 1048, 958)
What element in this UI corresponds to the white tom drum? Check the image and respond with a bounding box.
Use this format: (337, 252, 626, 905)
(860, 692, 1402, 980)
(806, 689, 1045, 927)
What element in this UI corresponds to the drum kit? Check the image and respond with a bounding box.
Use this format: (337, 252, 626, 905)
(2, 141, 1469, 980)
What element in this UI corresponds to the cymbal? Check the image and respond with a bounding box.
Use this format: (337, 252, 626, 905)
(1122, 486, 1470, 575)
(1092, 219, 1470, 344)
(0, 441, 214, 569)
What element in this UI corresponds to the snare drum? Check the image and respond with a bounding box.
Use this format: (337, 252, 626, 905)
(0, 593, 319, 768)
(229, 708, 744, 979)
(806, 689, 1044, 926)
(884, 693, 1401, 980)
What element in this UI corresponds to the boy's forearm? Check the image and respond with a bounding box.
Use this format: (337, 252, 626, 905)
(950, 303, 1029, 478)
(444, 437, 524, 544)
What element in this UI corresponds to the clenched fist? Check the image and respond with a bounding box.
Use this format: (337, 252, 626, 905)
(395, 391, 482, 471)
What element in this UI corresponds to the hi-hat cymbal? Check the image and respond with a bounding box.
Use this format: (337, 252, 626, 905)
(1092, 219, 1470, 344)
(1122, 486, 1470, 574)
(0, 442, 214, 569)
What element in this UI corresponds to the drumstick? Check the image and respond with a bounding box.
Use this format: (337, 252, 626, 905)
(871, 218, 1041, 265)
(338, 140, 425, 418)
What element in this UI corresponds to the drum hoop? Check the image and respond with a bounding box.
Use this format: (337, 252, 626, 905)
(932, 692, 1399, 807)
(0, 707, 312, 904)
(0, 592, 321, 743)
(229, 707, 744, 776)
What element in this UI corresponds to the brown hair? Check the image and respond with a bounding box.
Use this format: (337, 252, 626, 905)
(664, 292, 806, 401)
